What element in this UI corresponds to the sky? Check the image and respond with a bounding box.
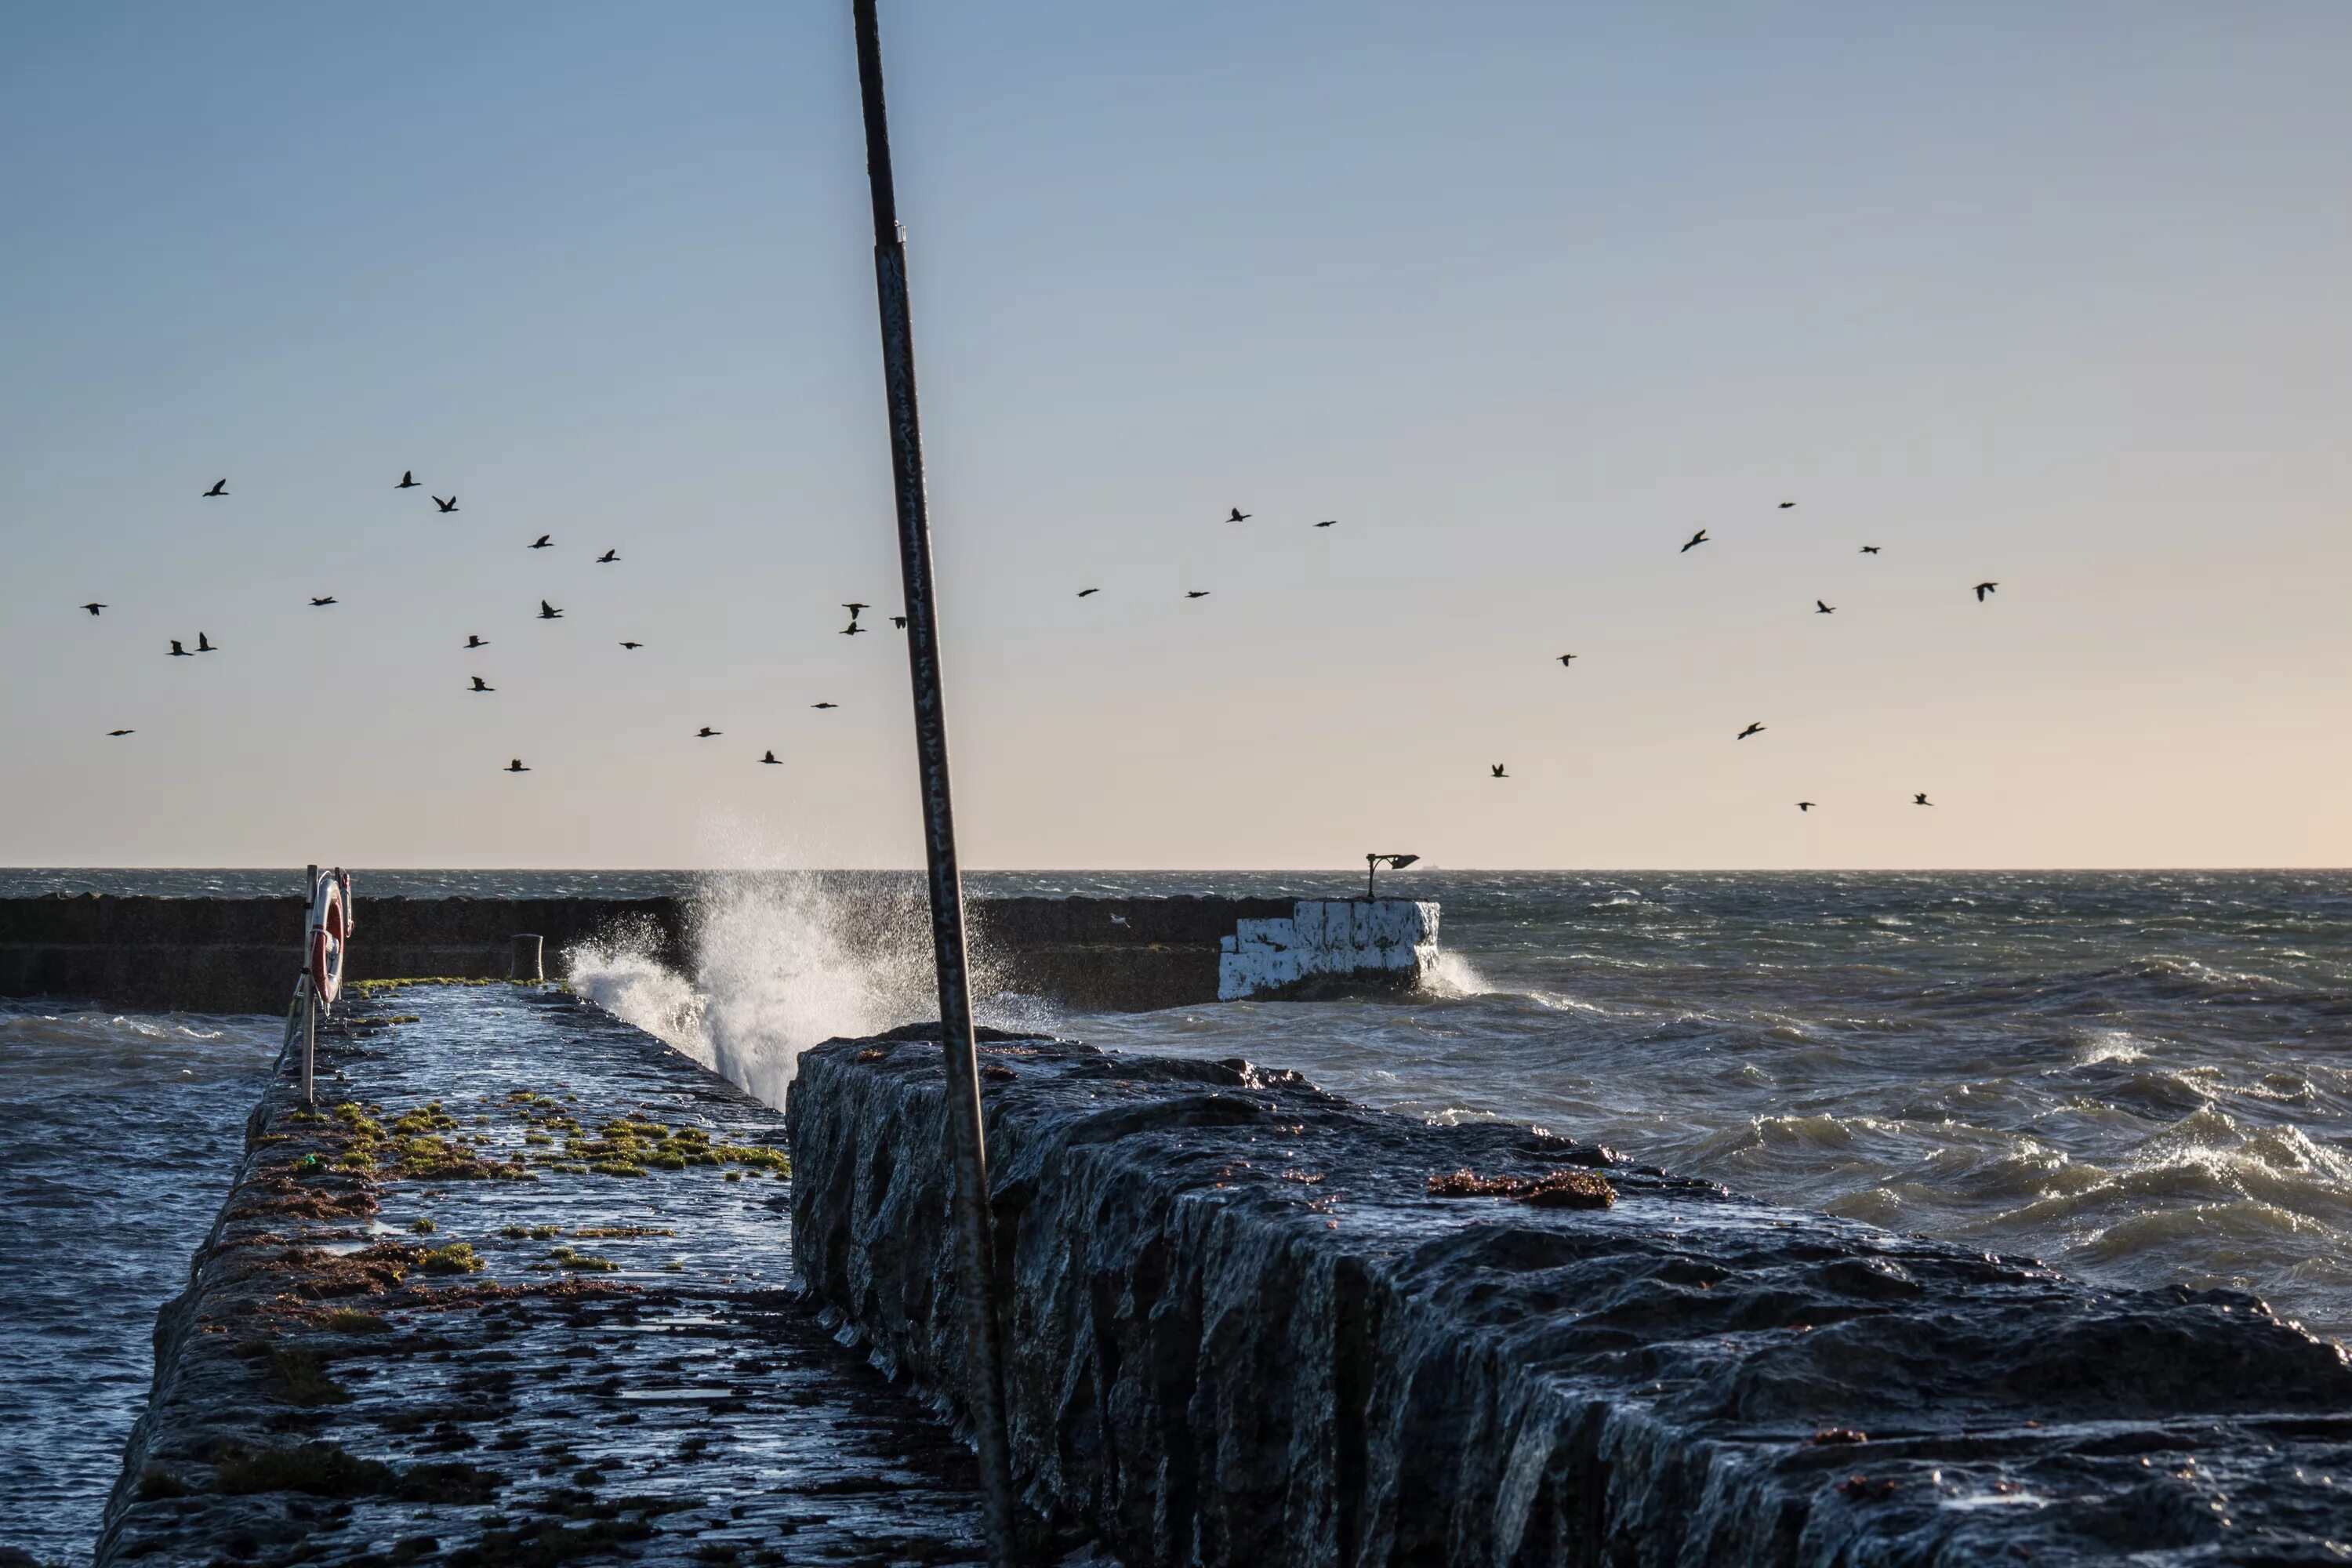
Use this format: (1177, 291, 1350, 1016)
(2, 2, 2348, 871)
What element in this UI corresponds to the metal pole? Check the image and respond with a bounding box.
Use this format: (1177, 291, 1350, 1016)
(848, 5, 1021, 1563)
(301, 864, 317, 1108)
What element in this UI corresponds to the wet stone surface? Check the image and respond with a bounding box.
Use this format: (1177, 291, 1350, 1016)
(793, 1033, 2352, 1567)
(98, 985, 987, 1568)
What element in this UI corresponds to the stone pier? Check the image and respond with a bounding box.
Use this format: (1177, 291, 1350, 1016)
(97, 986, 996, 1568)
(789, 1029, 2352, 1566)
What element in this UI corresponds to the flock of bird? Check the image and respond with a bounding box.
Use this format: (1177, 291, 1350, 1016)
(1502, 501, 1999, 813)
(86, 485, 1997, 808)
(81, 478, 1345, 773)
(85, 472, 848, 771)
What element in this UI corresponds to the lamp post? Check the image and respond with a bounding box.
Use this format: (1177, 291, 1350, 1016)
(1366, 852, 1420, 900)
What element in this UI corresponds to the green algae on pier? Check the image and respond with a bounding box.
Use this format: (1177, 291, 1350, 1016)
(96, 985, 989, 1568)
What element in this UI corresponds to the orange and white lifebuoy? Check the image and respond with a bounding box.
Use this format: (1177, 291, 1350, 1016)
(308, 872, 348, 1006)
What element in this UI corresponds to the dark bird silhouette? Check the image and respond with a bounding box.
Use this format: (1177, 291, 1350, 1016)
(1315, 519, 1337, 528)
(618, 641, 642, 650)
(1860, 545, 1881, 554)
(505, 759, 530, 773)
(840, 620, 866, 636)
(1915, 792, 1933, 806)
(196, 632, 216, 652)
(1778, 501, 1795, 509)
(842, 603, 869, 619)
(310, 597, 336, 607)
(890, 615, 906, 629)
(465, 634, 488, 648)
(538, 601, 563, 620)
(1815, 600, 1835, 614)
(696, 727, 720, 739)
(397, 470, 419, 488)
(81, 602, 106, 615)
(434, 495, 458, 513)
(760, 750, 781, 765)
(1973, 581, 1998, 601)
(469, 677, 492, 692)
(1226, 508, 1250, 523)
(1680, 528, 1709, 553)
(1556, 654, 1577, 666)
(167, 640, 191, 657)
(107, 729, 133, 737)
(1490, 764, 1508, 779)
(202, 480, 227, 497)
(528, 535, 552, 550)
(1076, 588, 1099, 597)
(1797, 801, 1816, 811)
(1737, 721, 1766, 739)
(811, 702, 838, 710)
(1185, 590, 1210, 599)
(596, 550, 618, 564)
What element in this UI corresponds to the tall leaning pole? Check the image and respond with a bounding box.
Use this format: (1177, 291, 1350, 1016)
(848, 4, 1022, 1563)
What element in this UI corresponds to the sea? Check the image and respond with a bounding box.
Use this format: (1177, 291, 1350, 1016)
(4, 868, 2349, 1561)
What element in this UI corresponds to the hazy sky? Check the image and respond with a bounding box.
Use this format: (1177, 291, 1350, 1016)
(4, 2, 2348, 870)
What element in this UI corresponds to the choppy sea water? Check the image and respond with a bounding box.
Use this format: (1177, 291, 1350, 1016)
(0, 1002, 278, 1563)
(3, 868, 2349, 1559)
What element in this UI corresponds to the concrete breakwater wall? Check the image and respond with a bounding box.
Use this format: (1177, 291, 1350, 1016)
(790, 1031, 2352, 1566)
(0, 892, 1436, 1014)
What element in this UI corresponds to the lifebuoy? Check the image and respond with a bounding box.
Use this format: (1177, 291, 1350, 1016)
(309, 873, 347, 1006)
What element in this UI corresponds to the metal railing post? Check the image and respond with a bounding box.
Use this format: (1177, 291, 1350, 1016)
(848, 5, 1021, 1562)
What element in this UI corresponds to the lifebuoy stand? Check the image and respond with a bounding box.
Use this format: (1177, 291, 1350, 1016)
(296, 864, 353, 1109)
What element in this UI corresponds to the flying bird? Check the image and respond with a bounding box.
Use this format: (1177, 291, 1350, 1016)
(1915, 792, 1933, 806)
(596, 550, 618, 564)
(760, 750, 781, 765)
(397, 470, 419, 488)
(811, 702, 838, 710)
(618, 641, 642, 650)
(840, 620, 866, 636)
(434, 495, 459, 513)
(1556, 654, 1577, 666)
(1973, 581, 1998, 601)
(465, 634, 488, 648)
(1226, 508, 1250, 523)
(310, 597, 336, 607)
(1815, 601, 1835, 615)
(889, 615, 906, 628)
(505, 759, 530, 774)
(1076, 588, 1099, 597)
(469, 677, 492, 692)
(196, 633, 217, 652)
(1860, 546, 1881, 554)
(1778, 501, 1795, 509)
(696, 727, 720, 739)
(1490, 764, 1508, 779)
(1185, 590, 1210, 599)
(107, 729, 134, 737)
(1680, 528, 1709, 553)
(1315, 520, 1337, 528)
(202, 480, 227, 497)
(528, 535, 552, 550)
(1797, 801, 1816, 811)
(167, 640, 192, 657)
(843, 603, 869, 619)
(538, 601, 563, 620)
(1737, 721, 1766, 739)
(81, 602, 106, 615)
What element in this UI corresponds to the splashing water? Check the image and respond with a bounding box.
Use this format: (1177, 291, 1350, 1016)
(569, 869, 935, 1106)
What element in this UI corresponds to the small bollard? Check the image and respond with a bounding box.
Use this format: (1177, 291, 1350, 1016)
(510, 933, 545, 983)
